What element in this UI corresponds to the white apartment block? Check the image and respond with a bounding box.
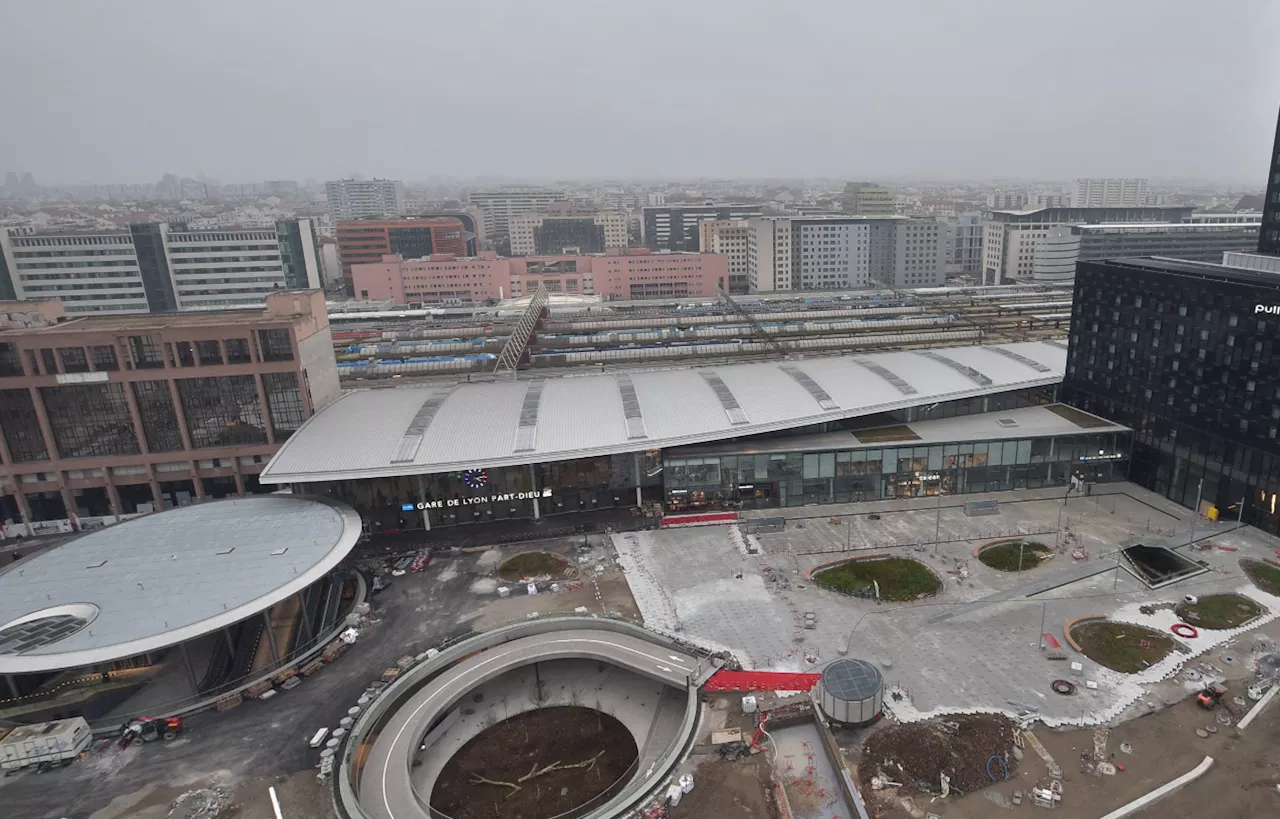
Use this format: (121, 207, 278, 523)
(0, 221, 320, 314)
(747, 217, 875, 292)
(888, 219, 945, 288)
(508, 212, 628, 256)
(325, 178, 406, 221)
(165, 226, 293, 310)
(796, 221, 870, 290)
(468, 189, 567, 240)
(1, 230, 149, 313)
(982, 221, 1051, 284)
(646, 192, 667, 207)
(1069, 178, 1150, 208)
(746, 218, 794, 292)
(985, 191, 1028, 210)
(698, 220, 750, 293)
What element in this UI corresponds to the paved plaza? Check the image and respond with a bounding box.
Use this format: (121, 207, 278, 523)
(613, 483, 1280, 726)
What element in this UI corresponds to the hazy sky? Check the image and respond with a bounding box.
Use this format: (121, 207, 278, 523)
(3, 0, 1279, 186)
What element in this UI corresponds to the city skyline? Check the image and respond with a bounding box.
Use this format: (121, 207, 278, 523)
(2, 0, 1278, 185)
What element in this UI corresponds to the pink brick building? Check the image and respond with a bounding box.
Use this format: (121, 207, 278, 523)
(352, 248, 727, 304)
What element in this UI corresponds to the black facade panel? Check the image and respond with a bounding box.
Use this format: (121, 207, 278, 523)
(1064, 258, 1280, 534)
(387, 227, 435, 260)
(534, 219, 604, 254)
(1261, 106, 1280, 254)
(128, 223, 177, 312)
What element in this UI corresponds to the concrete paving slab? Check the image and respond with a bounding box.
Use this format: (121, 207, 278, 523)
(614, 483, 1280, 728)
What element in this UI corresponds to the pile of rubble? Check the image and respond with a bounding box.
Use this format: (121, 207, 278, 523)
(861, 714, 1019, 795)
(167, 785, 232, 819)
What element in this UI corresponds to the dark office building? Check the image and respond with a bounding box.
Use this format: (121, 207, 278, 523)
(1063, 257, 1280, 534)
(643, 203, 763, 251)
(1261, 106, 1280, 254)
(535, 218, 604, 254)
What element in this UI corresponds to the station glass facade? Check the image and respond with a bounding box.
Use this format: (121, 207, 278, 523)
(662, 429, 1129, 512)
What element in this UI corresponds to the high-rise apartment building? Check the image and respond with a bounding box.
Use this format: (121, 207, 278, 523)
(467, 189, 568, 241)
(1033, 221, 1262, 283)
(1260, 106, 1280, 255)
(1062, 256, 1280, 534)
(508, 211, 628, 256)
(642, 203, 764, 252)
(325, 179, 406, 221)
(747, 217, 873, 292)
(888, 219, 945, 288)
(981, 205, 1194, 284)
(698, 220, 750, 293)
(0, 221, 322, 314)
(646, 192, 667, 207)
(1069, 178, 1151, 208)
(334, 218, 467, 291)
(0, 290, 339, 527)
(841, 183, 896, 217)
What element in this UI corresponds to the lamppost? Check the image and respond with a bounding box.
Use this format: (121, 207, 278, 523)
(933, 477, 944, 556)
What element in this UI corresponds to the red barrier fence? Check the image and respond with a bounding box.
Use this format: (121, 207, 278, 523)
(659, 511, 739, 528)
(703, 670, 822, 692)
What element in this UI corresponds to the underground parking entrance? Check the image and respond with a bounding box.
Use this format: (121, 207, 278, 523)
(430, 705, 637, 819)
(389, 653, 698, 819)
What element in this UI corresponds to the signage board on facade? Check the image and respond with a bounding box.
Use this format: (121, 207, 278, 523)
(402, 487, 552, 512)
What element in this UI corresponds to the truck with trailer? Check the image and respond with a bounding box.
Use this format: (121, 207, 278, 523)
(0, 717, 93, 773)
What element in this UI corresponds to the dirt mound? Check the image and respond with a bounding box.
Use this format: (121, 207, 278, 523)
(860, 714, 1018, 795)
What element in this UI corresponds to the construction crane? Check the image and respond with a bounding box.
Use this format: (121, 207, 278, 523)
(716, 286, 788, 357)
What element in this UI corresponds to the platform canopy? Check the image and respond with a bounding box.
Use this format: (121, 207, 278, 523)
(0, 496, 362, 674)
(261, 340, 1067, 484)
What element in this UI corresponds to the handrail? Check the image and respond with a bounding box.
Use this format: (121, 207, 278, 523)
(335, 615, 715, 819)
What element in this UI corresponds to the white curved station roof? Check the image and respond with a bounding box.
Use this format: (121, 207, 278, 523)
(0, 496, 362, 674)
(262, 340, 1067, 484)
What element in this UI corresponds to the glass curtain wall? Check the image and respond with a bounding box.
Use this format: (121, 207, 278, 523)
(664, 432, 1131, 512)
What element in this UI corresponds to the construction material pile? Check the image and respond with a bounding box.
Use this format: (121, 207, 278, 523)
(861, 714, 1019, 795)
(167, 786, 233, 819)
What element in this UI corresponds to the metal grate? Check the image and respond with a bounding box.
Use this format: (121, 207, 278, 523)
(852, 358, 917, 395)
(391, 388, 454, 464)
(915, 350, 993, 387)
(1043, 339, 1070, 350)
(778, 363, 839, 410)
(986, 346, 1053, 373)
(700, 371, 749, 425)
(513, 380, 546, 452)
(615, 373, 648, 440)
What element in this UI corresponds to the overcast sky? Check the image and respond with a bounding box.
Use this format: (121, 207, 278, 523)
(2, 0, 1278, 186)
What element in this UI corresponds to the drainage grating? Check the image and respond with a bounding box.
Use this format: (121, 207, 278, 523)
(391, 388, 454, 464)
(915, 350, 993, 387)
(513, 380, 546, 452)
(615, 373, 648, 440)
(778, 363, 839, 410)
(987, 346, 1053, 373)
(852, 358, 917, 395)
(700, 371, 749, 425)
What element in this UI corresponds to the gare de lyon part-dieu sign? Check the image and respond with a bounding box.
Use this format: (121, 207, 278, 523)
(404, 488, 552, 511)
